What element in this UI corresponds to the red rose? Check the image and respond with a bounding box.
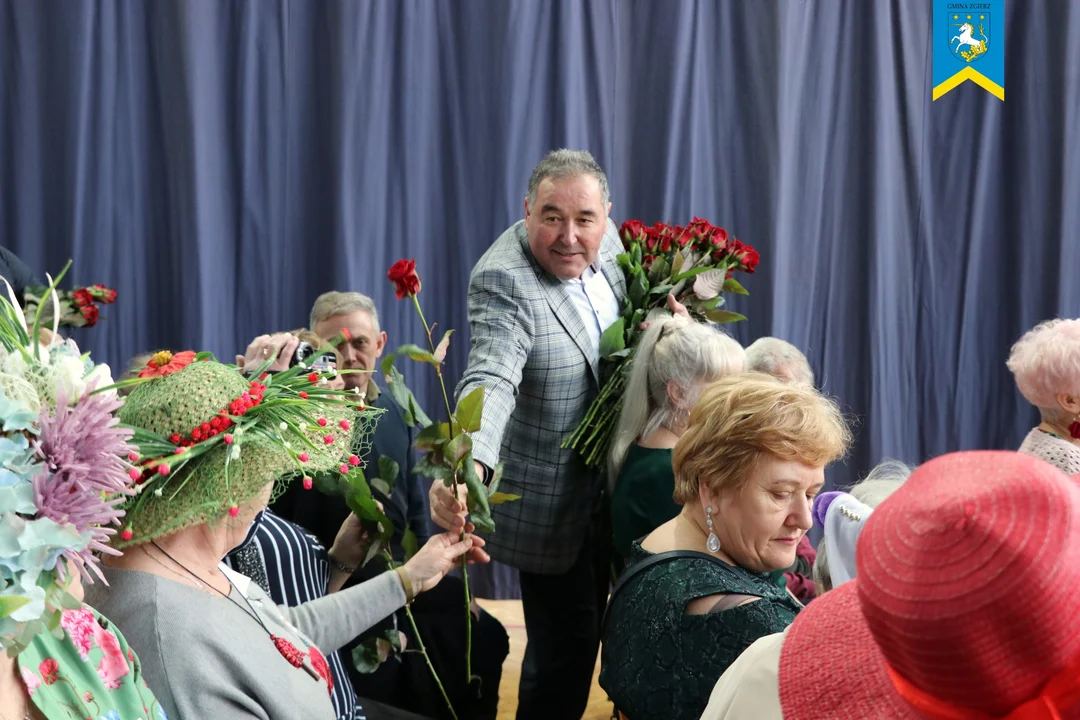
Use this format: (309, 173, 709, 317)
(644, 233, 658, 251)
(620, 220, 646, 247)
(642, 254, 656, 268)
(91, 284, 118, 304)
(739, 245, 760, 273)
(39, 659, 59, 685)
(79, 303, 99, 327)
(72, 288, 92, 308)
(689, 217, 712, 237)
(387, 259, 421, 299)
(710, 227, 729, 248)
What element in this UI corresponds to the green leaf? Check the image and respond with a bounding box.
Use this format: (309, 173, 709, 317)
(487, 463, 504, 495)
(460, 452, 491, 523)
(396, 343, 439, 366)
(352, 639, 385, 673)
(629, 271, 648, 307)
(378, 456, 400, 487)
(647, 256, 670, 284)
(700, 296, 724, 310)
(648, 283, 675, 297)
(692, 269, 726, 300)
(55, 590, 83, 611)
(722, 277, 749, 295)
(705, 309, 748, 324)
(416, 422, 451, 452)
(632, 243, 642, 266)
(408, 395, 433, 428)
(672, 265, 713, 283)
(456, 386, 485, 434)
(616, 253, 632, 270)
(414, 452, 453, 481)
(445, 433, 473, 469)
(433, 330, 453, 363)
(488, 491, 521, 505)
(670, 249, 686, 276)
(370, 477, 391, 496)
(598, 318, 626, 360)
(0, 595, 31, 620)
(402, 528, 419, 560)
(385, 629, 407, 653)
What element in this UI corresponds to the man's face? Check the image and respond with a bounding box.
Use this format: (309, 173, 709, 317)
(314, 310, 386, 391)
(524, 174, 611, 280)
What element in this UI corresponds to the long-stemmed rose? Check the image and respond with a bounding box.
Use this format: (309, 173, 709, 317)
(562, 217, 760, 467)
(381, 258, 518, 706)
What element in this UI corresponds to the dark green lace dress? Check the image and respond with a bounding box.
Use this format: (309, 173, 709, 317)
(599, 541, 801, 720)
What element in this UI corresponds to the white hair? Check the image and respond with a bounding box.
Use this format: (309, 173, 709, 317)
(813, 459, 912, 594)
(607, 315, 746, 488)
(745, 337, 814, 387)
(1006, 319, 1080, 421)
(309, 291, 380, 333)
(526, 149, 610, 209)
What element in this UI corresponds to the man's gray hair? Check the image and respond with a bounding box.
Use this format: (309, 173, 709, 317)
(526, 149, 611, 209)
(745, 337, 815, 387)
(309, 291, 380, 332)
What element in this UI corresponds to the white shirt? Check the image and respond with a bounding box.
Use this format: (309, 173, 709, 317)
(563, 259, 620, 362)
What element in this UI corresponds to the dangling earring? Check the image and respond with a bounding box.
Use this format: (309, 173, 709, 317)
(705, 506, 721, 553)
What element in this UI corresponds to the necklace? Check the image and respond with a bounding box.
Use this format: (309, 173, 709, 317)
(149, 542, 320, 681)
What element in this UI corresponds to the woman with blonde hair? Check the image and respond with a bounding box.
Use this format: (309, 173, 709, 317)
(608, 315, 745, 558)
(599, 374, 851, 720)
(1007, 318, 1080, 473)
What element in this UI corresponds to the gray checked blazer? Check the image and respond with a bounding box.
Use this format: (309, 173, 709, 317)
(456, 218, 627, 575)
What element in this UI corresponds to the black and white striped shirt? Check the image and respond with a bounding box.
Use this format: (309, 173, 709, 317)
(226, 511, 364, 720)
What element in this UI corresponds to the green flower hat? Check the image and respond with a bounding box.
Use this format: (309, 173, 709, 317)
(115, 356, 378, 548)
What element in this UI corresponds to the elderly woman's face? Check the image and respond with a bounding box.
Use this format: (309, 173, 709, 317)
(713, 456, 824, 573)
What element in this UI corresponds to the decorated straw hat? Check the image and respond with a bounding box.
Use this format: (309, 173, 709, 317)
(115, 351, 379, 548)
(778, 451, 1080, 719)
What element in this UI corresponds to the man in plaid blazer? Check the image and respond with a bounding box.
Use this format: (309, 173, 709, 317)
(430, 150, 626, 719)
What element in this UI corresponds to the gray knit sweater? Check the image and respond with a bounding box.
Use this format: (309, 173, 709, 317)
(86, 565, 406, 720)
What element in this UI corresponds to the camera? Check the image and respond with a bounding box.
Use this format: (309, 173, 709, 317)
(290, 342, 337, 375)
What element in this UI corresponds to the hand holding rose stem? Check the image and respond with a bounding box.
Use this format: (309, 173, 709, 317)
(387, 258, 480, 692)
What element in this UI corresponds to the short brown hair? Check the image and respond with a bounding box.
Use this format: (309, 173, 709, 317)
(672, 373, 852, 504)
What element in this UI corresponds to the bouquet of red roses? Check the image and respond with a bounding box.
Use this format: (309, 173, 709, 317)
(23, 282, 117, 328)
(562, 216, 760, 468)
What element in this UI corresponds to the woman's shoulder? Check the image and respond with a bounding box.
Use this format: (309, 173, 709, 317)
(21, 605, 167, 720)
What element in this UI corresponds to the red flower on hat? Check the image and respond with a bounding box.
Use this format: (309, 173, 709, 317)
(303, 477, 313, 490)
(120, 529, 133, 541)
(39, 659, 59, 685)
(387, 259, 421, 299)
(138, 350, 196, 378)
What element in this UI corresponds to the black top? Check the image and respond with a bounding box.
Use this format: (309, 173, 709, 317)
(0, 247, 41, 304)
(599, 540, 801, 720)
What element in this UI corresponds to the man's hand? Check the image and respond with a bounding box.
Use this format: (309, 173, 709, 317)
(638, 294, 691, 331)
(429, 474, 471, 533)
(666, 293, 690, 318)
(236, 333, 299, 374)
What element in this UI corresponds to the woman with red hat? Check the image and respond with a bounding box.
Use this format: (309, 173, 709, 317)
(1008, 319, 1080, 474)
(703, 450, 1080, 719)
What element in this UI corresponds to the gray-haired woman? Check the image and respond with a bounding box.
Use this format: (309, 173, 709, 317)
(608, 315, 745, 558)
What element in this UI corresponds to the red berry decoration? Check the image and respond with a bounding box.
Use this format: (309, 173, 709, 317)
(298, 452, 309, 463)
(303, 477, 313, 490)
(317, 418, 328, 427)
(299, 391, 308, 399)
(228, 506, 239, 517)
(157, 464, 170, 476)
(223, 434, 234, 445)
(323, 435, 334, 445)
(120, 529, 133, 541)
(128, 468, 141, 482)
(339, 464, 349, 475)
(348, 455, 360, 467)
(308, 373, 319, 383)
(339, 419, 351, 431)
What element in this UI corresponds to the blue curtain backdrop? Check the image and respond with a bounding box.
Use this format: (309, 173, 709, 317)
(2, 0, 1078, 597)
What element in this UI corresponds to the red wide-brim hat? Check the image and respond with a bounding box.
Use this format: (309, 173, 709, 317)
(778, 452, 1080, 720)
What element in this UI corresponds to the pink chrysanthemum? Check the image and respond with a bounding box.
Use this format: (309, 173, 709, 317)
(32, 383, 136, 582)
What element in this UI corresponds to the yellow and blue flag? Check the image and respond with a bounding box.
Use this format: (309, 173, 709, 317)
(932, 0, 1004, 101)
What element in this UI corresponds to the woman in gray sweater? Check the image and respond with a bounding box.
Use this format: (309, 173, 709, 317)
(87, 357, 486, 720)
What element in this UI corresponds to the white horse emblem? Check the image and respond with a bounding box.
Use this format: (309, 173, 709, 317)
(950, 22, 988, 62)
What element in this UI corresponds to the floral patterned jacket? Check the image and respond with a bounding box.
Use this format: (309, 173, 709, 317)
(17, 605, 166, 720)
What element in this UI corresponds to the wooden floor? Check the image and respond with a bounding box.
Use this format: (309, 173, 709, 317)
(477, 599, 612, 720)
